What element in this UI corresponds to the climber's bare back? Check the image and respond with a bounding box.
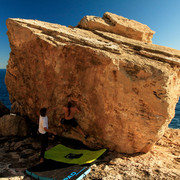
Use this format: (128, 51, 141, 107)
(63, 106, 79, 120)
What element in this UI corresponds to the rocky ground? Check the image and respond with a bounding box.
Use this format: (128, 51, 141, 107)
(84, 129, 180, 180)
(0, 128, 179, 180)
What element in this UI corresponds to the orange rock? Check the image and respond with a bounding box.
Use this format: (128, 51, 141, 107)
(78, 12, 155, 43)
(5, 13, 180, 153)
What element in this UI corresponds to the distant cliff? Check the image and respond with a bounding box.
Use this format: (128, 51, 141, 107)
(5, 12, 180, 153)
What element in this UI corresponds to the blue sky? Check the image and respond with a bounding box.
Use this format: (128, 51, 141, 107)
(0, 0, 180, 69)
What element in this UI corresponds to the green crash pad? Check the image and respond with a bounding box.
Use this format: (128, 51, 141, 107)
(45, 144, 106, 165)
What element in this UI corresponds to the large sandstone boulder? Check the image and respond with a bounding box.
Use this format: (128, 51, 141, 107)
(0, 115, 28, 136)
(5, 12, 180, 153)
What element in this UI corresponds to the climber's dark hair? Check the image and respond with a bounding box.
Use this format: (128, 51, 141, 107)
(40, 108, 47, 117)
(66, 101, 76, 116)
(67, 102, 72, 116)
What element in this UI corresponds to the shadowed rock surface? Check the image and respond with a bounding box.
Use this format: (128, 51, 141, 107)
(0, 101, 10, 117)
(0, 115, 28, 136)
(5, 12, 180, 153)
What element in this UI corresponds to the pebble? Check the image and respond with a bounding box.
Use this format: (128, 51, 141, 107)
(13, 141, 24, 150)
(22, 149, 34, 155)
(9, 152, 20, 159)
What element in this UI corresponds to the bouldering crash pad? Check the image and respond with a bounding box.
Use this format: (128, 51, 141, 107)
(25, 144, 106, 180)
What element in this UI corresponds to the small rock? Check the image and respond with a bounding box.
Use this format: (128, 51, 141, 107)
(28, 153, 39, 161)
(10, 141, 16, 147)
(23, 137, 34, 144)
(4, 141, 10, 148)
(22, 149, 34, 155)
(32, 142, 40, 149)
(14, 141, 24, 150)
(18, 158, 27, 163)
(103, 165, 111, 171)
(10, 152, 20, 159)
(115, 174, 123, 180)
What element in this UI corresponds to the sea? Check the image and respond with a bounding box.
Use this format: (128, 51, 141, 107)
(0, 69, 179, 129)
(0, 69, 11, 109)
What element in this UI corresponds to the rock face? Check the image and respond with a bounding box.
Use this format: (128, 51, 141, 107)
(5, 12, 180, 153)
(0, 115, 28, 136)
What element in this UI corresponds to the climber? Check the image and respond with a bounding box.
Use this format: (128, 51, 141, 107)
(38, 107, 57, 163)
(59, 101, 89, 139)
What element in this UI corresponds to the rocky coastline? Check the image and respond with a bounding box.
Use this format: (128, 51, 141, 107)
(1, 12, 180, 179)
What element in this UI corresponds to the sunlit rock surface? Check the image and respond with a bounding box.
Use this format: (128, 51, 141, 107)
(5, 12, 180, 153)
(78, 12, 155, 43)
